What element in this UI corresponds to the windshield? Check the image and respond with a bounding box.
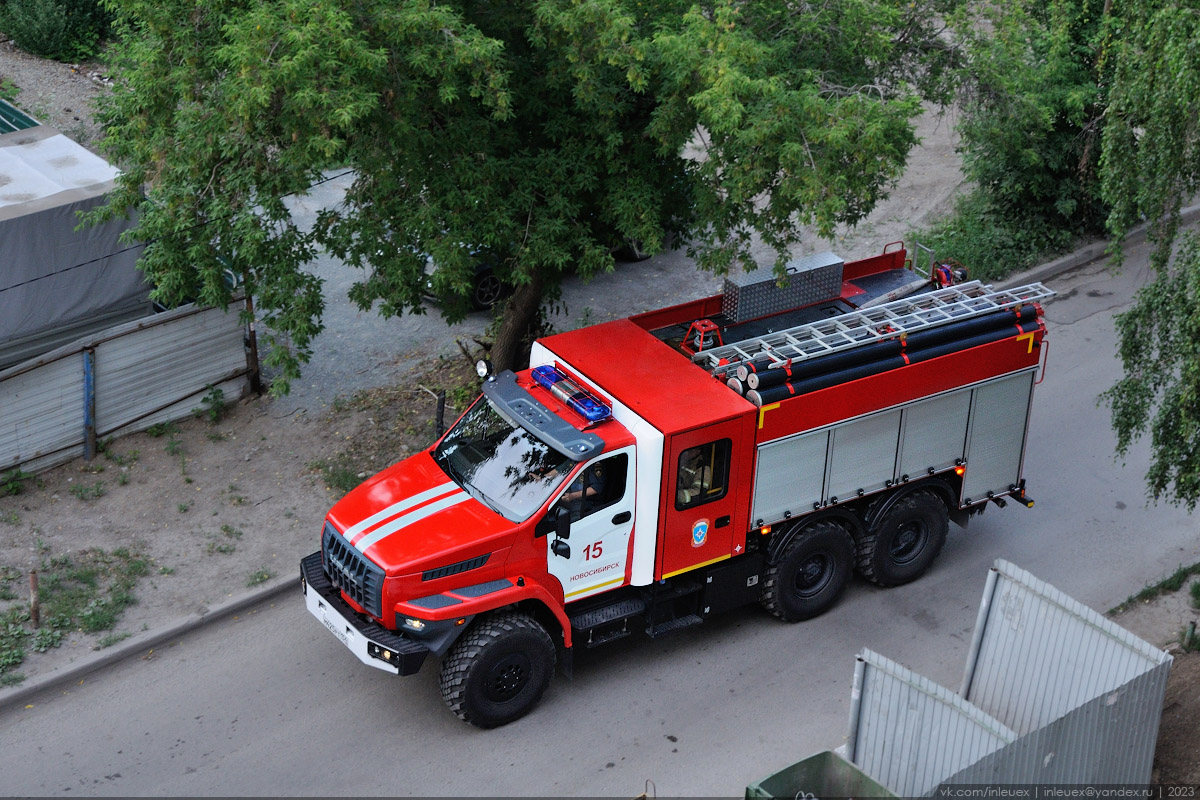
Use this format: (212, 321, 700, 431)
(433, 397, 574, 522)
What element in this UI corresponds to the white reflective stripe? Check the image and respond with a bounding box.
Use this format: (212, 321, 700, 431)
(352, 491, 471, 553)
(343, 482, 457, 541)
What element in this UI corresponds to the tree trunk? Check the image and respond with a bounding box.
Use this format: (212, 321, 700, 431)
(490, 270, 546, 373)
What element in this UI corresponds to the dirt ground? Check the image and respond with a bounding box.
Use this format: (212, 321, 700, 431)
(2, 38, 1197, 789)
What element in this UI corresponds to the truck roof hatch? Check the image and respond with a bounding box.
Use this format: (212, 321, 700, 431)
(481, 370, 605, 461)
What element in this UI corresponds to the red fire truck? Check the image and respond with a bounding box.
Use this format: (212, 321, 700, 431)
(301, 243, 1053, 727)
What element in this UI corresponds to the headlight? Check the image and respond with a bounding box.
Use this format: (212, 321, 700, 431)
(402, 618, 426, 631)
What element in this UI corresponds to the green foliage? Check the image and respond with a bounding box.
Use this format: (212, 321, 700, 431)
(0, 78, 19, 102)
(32, 627, 63, 652)
(1102, 234, 1200, 509)
(953, 0, 1114, 239)
(95, 0, 961, 383)
(909, 191, 1074, 283)
(1096, 1, 1200, 509)
(0, 0, 112, 61)
(0, 608, 29, 676)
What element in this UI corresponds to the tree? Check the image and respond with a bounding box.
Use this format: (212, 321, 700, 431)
(94, 0, 959, 391)
(941, 0, 1114, 271)
(1099, 0, 1200, 510)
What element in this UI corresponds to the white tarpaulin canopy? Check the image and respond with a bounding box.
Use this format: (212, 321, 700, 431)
(0, 125, 149, 367)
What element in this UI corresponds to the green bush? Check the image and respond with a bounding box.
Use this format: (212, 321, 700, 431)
(0, 0, 112, 62)
(909, 190, 1075, 283)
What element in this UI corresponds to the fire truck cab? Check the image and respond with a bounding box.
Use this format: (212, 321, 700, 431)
(301, 244, 1053, 727)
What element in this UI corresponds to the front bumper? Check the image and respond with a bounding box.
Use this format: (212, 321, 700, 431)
(300, 552, 429, 676)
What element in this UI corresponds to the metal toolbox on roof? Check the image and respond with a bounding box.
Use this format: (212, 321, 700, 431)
(721, 251, 844, 323)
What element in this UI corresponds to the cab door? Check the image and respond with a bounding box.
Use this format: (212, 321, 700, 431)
(545, 446, 635, 603)
(659, 419, 745, 579)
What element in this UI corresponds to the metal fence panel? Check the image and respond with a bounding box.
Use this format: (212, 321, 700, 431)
(962, 560, 1169, 735)
(0, 351, 84, 471)
(94, 305, 246, 438)
(848, 649, 1017, 797)
(846, 560, 1173, 794)
(942, 660, 1172, 787)
(0, 304, 248, 475)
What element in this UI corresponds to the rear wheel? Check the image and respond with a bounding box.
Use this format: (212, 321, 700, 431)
(439, 611, 555, 728)
(856, 490, 948, 586)
(761, 520, 854, 621)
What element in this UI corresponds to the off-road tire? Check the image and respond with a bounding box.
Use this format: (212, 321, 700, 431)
(856, 489, 948, 587)
(760, 520, 855, 622)
(439, 611, 555, 728)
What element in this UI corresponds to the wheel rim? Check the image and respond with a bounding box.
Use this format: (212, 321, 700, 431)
(889, 519, 928, 565)
(474, 273, 502, 307)
(793, 553, 833, 598)
(483, 653, 531, 702)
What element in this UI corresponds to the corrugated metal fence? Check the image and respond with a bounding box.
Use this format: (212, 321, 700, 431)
(846, 560, 1172, 795)
(1, 303, 250, 474)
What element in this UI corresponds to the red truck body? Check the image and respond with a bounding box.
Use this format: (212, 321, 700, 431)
(302, 244, 1053, 727)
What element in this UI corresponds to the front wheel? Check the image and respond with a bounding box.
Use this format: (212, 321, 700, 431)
(761, 520, 854, 622)
(439, 611, 555, 728)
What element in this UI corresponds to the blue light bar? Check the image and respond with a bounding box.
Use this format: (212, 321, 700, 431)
(531, 365, 612, 423)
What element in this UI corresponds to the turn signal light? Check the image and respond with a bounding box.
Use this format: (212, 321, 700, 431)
(954, 465, 966, 476)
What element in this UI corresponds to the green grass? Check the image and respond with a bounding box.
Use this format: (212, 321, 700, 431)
(1191, 580, 1200, 610)
(1110, 560, 1200, 614)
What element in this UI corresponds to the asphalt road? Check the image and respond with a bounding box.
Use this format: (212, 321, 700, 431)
(2, 236, 1197, 797)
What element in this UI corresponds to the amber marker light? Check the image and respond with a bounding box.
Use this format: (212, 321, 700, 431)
(954, 465, 966, 476)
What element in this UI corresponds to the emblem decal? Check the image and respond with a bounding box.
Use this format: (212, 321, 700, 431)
(691, 518, 710, 548)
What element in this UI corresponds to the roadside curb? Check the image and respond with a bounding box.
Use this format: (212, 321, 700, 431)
(998, 202, 1200, 290)
(0, 573, 296, 713)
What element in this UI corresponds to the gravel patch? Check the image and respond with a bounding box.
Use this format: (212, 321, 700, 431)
(0, 35, 108, 151)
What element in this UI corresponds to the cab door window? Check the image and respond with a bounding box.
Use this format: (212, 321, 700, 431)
(557, 453, 628, 522)
(675, 439, 731, 510)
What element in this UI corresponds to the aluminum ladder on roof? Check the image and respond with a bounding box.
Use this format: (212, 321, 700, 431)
(693, 280, 1056, 380)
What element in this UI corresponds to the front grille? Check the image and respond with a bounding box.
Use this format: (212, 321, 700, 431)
(322, 523, 385, 617)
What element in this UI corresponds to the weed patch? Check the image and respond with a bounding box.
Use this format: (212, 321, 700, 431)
(1, 468, 33, 496)
(195, 385, 226, 423)
(246, 569, 272, 587)
(309, 457, 362, 496)
(96, 631, 131, 649)
(70, 481, 106, 501)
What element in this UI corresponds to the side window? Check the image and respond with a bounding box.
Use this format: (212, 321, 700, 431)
(559, 453, 628, 522)
(675, 439, 731, 510)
